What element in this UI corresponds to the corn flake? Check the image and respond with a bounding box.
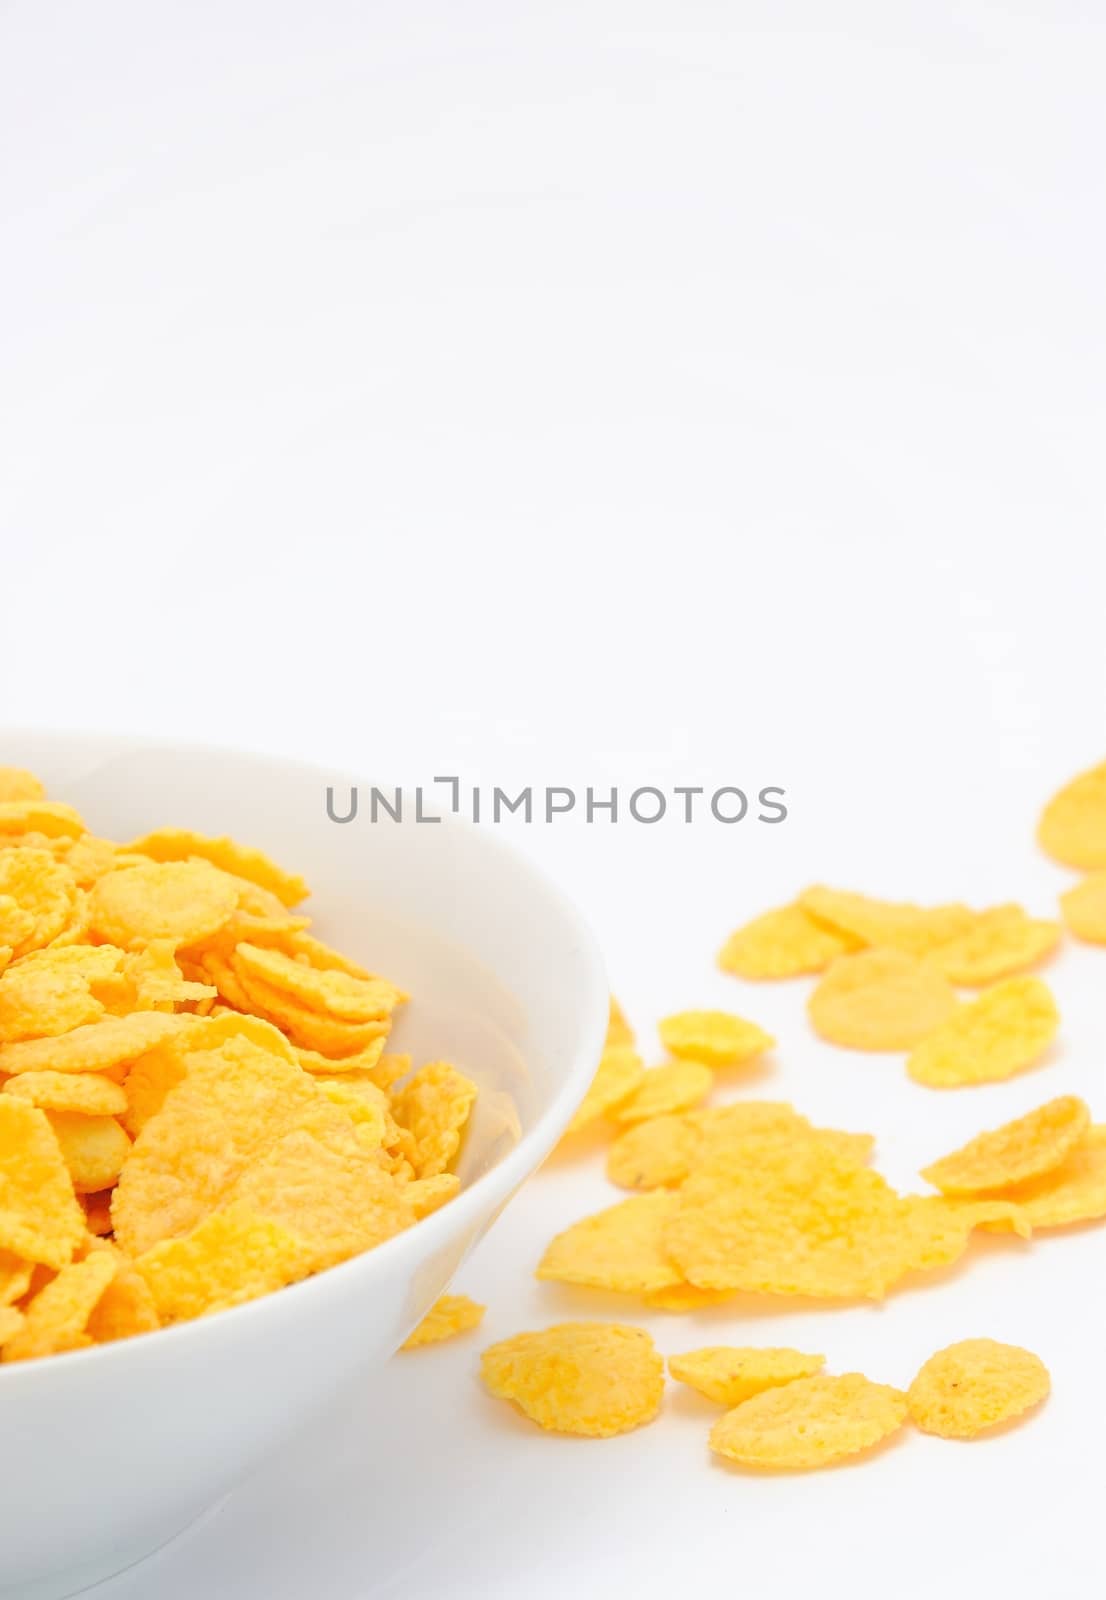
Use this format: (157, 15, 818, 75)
(136, 1207, 311, 1322)
(924, 905, 1060, 987)
(481, 1322, 665, 1437)
(4, 1070, 128, 1117)
(906, 977, 1059, 1088)
(125, 827, 309, 907)
(0, 768, 45, 803)
(1038, 759, 1106, 868)
(391, 1061, 477, 1179)
(988, 1126, 1106, 1228)
(612, 1061, 713, 1125)
(922, 1096, 1090, 1194)
(0, 1098, 85, 1268)
(808, 948, 957, 1051)
(718, 901, 860, 980)
(402, 1293, 486, 1349)
(0, 849, 77, 958)
(537, 1193, 683, 1294)
(233, 941, 405, 1023)
(668, 1346, 824, 1407)
(565, 1046, 644, 1134)
(48, 1112, 132, 1193)
(88, 860, 238, 950)
(800, 886, 974, 958)
(907, 1338, 1049, 1438)
(709, 1373, 907, 1470)
(658, 1009, 774, 1070)
(0, 1011, 187, 1077)
(1059, 873, 1106, 944)
(2, 1249, 118, 1362)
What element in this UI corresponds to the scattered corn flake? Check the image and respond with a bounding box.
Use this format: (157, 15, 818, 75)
(0, 1011, 187, 1077)
(402, 1293, 486, 1349)
(88, 860, 238, 950)
(800, 886, 974, 958)
(233, 941, 405, 1022)
(668, 1346, 824, 1407)
(989, 1126, 1106, 1228)
(124, 827, 309, 908)
(0, 768, 45, 804)
(391, 1061, 477, 1179)
(658, 1009, 775, 1070)
(709, 1373, 907, 1470)
(718, 901, 860, 980)
(4, 1070, 128, 1117)
(924, 905, 1060, 987)
(0, 1098, 86, 1268)
(922, 1096, 1090, 1195)
(48, 1112, 132, 1194)
(1059, 873, 1106, 944)
(808, 948, 957, 1052)
(565, 1046, 645, 1134)
(481, 1322, 665, 1437)
(612, 1061, 713, 1125)
(537, 1193, 683, 1294)
(136, 1206, 311, 1322)
(1038, 759, 1106, 869)
(2, 1249, 118, 1362)
(606, 996, 634, 1048)
(606, 1114, 704, 1191)
(907, 1338, 1050, 1438)
(906, 977, 1059, 1089)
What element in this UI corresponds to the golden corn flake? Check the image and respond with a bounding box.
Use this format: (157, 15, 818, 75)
(668, 1346, 824, 1407)
(0, 768, 45, 803)
(125, 827, 308, 907)
(606, 1113, 704, 1191)
(565, 1046, 644, 1134)
(88, 860, 238, 950)
(718, 901, 860, 980)
(0, 1098, 85, 1268)
(906, 977, 1059, 1089)
(808, 948, 957, 1052)
(800, 886, 974, 958)
(4, 1070, 128, 1117)
(925, 904, 1060, 987)
(391, 1061, 477, 1179)
(537, 1193, 683, 1294)
(2, 1249, 118, 1362)
(709, 1372, 907, 1470)
(481, 1322, 665, 1437)
(0, 1306, 24, 1345)
(85, 1242, 160, 1341)
(406, 1173, 461, 1218)
(658, 1009, 775, 1070)
(907, 1339, 1050, 1438)
(1038, 759, 1106, 868)
(0, 1011, 187, 1077)
(612, 1061, 713, 1125)
(0, 849, 78, 958)
(606, 995, 634, 1048)
(990, 1126, 1106, 1228)
(0, 961, 105, 1042)
(1059, 873, 1106, 944)
(48, 1112, 132, 1194)
(922, 1096, 1090, 1195)
(233, 941, 405, 1023)
(0, 800, 85, 840)
(0, 1249, 33, 1306)
(642, 1283, 737, 1312)
(123, 941, 216, 1008)
(230, 965, 390, 1057)
(136, 1207, 311, 1322)
(402, 1293, 486, 1349)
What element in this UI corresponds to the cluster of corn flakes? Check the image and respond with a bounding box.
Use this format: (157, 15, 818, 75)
(475, 1320, 1047, 1464)
(0, 767, 478, 1362)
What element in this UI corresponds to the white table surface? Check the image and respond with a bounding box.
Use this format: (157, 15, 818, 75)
(3, 2, 1106, 1594)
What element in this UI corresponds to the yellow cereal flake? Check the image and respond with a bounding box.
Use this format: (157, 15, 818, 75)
(906, 977, 1059, 1088)
(124, 827, 309, 907)
(84, 1241, 161, 1341)
(0, 960, 105, 1042)
(0, 1098, 85, 1268)
(668, 1346, 824, 1407)
(48, 1112, 132, 1194)
(391, 1061, 477, 1179)
(718, 901, 860, 980)
(480, 1322, 665, 1436)
(923, 904, 1060, 987)
(657, 1009, 775, 1070)
(4, 1070, 128, 1117)
(1038, 759, 1106, 868)
(907, 1339, 1050, 1438)
(606, 995, 635, 1048)
(565, 1046, 644, 1134)
(136, 1207, 312, 1321)
(88, 860, 238, 950)
(606, 1114, 704, 1191)
(612, 1061, 713, 1125)
(0, 849, 78, 958)
(122, 941, 216, 1008)
(1059, 873, 1106, 944)
(988, 1126, 1106, 1228)
(405, 1173, 461, 1218)
(0, 1011, 187, 1077)
(229, 965, 390, 1057)
(708, 1373, 907, 1470)
(2, 1249, 118, 1362)
(808, 948, 957, 1052)
(0, 800, 85, 840)
(0, 768, 45, 803)
(537, 1193, 683, 1294)
(233, 941, 405, 1022)
(642, 1283, 737, 1312)
(0, 1249, 34, 1306)
(800, 886, 974, 958)
(0, 1306, 25, 1345)
(401, 1293, 486, 1349)
(922, 1096, 1090, 1194)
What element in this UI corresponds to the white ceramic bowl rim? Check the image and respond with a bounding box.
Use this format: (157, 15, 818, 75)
(0, 728, 609, 1393)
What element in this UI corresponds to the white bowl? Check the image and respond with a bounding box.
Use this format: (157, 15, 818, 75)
(0, 732, 607, 1600)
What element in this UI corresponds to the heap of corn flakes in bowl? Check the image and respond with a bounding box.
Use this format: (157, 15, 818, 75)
(0, 764, 478, 1363)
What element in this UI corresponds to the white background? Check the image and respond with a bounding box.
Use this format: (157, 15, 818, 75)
(3, 2, 1106, 1595)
